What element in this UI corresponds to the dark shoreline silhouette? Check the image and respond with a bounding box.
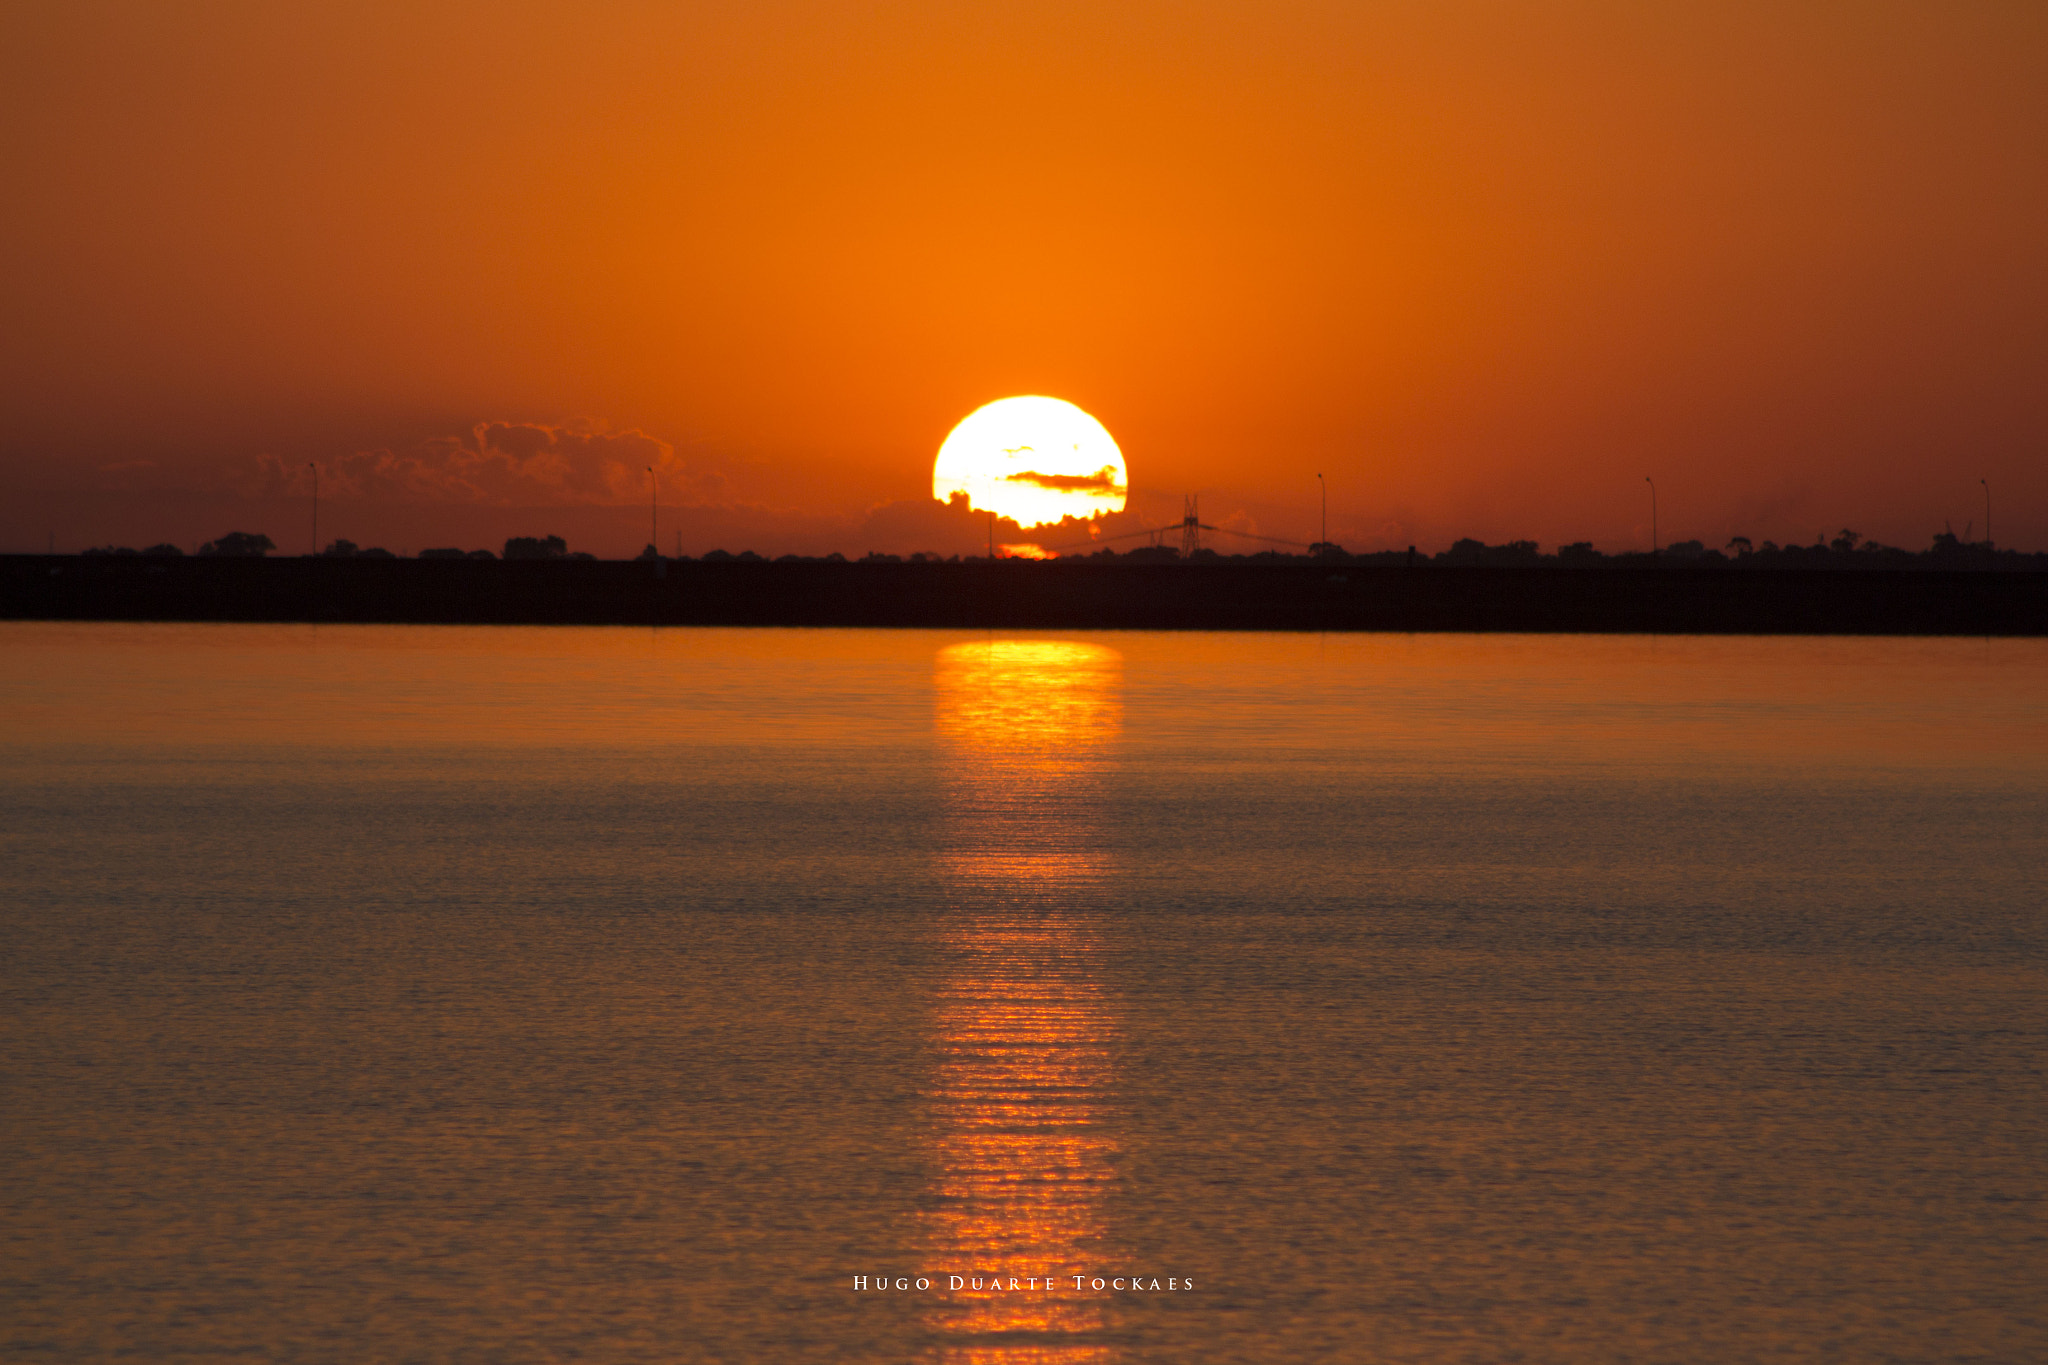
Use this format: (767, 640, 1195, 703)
(6, 554, 2043, 633)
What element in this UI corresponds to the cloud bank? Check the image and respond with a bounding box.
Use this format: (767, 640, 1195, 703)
(248, 421, 716, 506)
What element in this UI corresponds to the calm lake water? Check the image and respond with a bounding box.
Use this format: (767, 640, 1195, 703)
(4, 623, 2044, 1363)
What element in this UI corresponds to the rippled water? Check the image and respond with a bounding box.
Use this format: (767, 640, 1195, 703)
(3, 623, 2044, 1362)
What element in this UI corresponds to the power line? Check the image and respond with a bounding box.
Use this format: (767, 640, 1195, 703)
(1037, 510, 1312, 556)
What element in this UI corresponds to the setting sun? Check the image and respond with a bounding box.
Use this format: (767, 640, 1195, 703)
(932, 397, 1127, 530)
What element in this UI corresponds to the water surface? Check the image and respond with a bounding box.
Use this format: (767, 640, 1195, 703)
(3, 624, 2044, 1362)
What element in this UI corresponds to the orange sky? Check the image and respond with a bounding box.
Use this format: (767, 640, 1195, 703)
(4, 0, 2044, 557)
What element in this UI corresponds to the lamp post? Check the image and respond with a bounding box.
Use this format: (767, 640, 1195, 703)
(1645, 476, 1658, 559)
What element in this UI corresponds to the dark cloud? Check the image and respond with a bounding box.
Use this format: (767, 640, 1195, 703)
(854, 491, 1026, 557)
(1002, 466, 1125, 494)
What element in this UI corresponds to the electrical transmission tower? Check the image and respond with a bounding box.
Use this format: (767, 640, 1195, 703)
(1180, 494, 1201, 558)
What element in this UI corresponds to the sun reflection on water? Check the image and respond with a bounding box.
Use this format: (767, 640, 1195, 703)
(925, 641, 1125, 1364)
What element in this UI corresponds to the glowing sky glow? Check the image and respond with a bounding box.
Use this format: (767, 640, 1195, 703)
(2, 3, 2044, 555)
(932, 397, 1128, 530)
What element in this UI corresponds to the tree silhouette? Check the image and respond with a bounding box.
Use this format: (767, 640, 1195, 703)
(503, 535, 568, 560)
(198, 532, 274, 557)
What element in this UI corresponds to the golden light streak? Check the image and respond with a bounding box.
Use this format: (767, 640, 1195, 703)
(924, 640, 1125, 1363)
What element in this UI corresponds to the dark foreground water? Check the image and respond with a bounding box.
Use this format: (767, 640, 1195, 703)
(3, 624, 2044, 1363)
